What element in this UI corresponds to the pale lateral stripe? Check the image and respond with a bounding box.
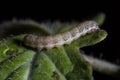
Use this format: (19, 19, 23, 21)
(24, 21, 99, 50)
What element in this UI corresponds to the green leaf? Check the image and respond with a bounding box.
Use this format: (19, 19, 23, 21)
(72, 30, 107, 48)
(0, 34, 94, 80)
(0, 20, 50, 39)
(64, 45, 92, 80)
(30, 51, 66, 80)
(46, 47, 73, 75)
(5, 62, 31, 80)
(93, 13, 106, 26)
(0, 19, 107, 80)
(0, 35, 35, 80)
(0, 50, 35, 80)
(30, 46, 92, 80)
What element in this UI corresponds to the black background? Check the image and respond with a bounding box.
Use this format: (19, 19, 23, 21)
(0, 1, 119, 80)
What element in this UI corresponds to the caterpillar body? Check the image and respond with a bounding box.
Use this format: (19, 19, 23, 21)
(24, 21, 99, 50)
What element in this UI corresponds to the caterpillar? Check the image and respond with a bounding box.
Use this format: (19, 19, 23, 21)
(24, 21, 99, 50)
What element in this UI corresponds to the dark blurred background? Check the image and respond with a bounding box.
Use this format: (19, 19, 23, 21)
(0, 1, 119, 80)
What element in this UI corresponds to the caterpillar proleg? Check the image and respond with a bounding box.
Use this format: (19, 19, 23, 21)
(24, 21, 99, 50)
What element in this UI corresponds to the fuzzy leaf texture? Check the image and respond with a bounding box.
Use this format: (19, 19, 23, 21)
(0, 14, 107, 80)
